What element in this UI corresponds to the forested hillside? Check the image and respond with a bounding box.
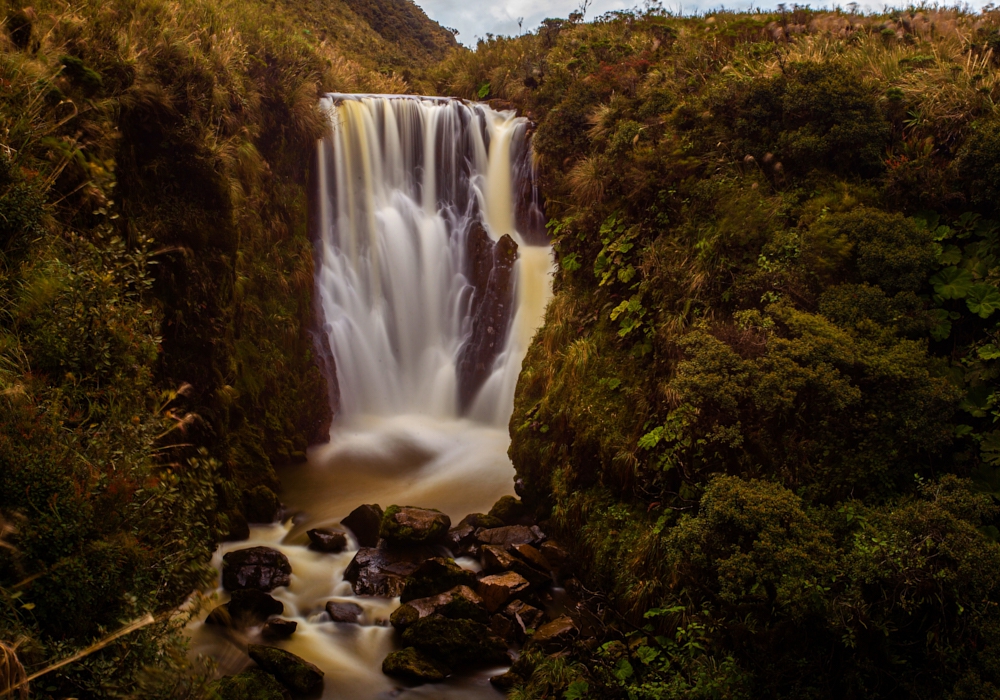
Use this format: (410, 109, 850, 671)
(435, 8, 1000, 698)
(0, 0, 452, 695)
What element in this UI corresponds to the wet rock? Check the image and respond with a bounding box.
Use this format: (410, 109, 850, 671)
(262, 618, 297, 640)
(213, 667, 290, 700)
(513, 543, 551, 572)
(490, 670, 525, 691)
(222, 547, 292, 592)
(307, 528, 347, 553)
(400, 557, 477, 603)
(390, 585, 489, 630)
(343, 544, 437, 597)
(457, 225, 519, 411)
(401, 614, 511, 668)
(480, 544, 550, 586)
(477, 571, 530, 613)
(476, 525, 541, 548)
(227, 589, 284, 626)
(326, 601, 364, 623)
(248, 644, 324, 695)
(243, 485, 281, 524)
(539, 541, 571, 571)
(382, 647, 450, 683)
(446, 513, 503, 556)
(530, 616, 578, 650)
(505, 599, 545, 632)
(488, 495, 530, 525)
(489, 612, 518, 640)
(205, 605, 233, 627)
(380, 505, 451, 546)
(222, 511, 250, 542)
(341, 504, 383, 548)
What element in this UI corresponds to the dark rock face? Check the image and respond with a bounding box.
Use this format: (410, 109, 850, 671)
(530, 616, 578, 650)
(341, 504, 383, 548)
(213, 667, 291, 700)
(505, 599, 545, 632)
(343, 545, 437, 597)
(390, 585, 489, 630)
(243, 485, 281, 524)
(382, 647, 450, 682)
(400, 557, 477, 603)
(401, 614, 510, 668)
(226, 589, 284, 627)
(326, 601, 364, 623)
(262, 618, 297, 640)
(248, 645, 324, 695)
(457, 222, 519, 412)
(307, 528, 347, 553)
(221, 511, 250, 542)
(222, 547, 292, 592)
(380, 506, 451, 546)
(488, 495, 530, 525)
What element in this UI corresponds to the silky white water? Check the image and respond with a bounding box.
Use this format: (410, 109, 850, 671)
(190, 95, 553, 698)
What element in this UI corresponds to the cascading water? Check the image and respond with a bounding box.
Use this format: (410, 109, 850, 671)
(189, 95, 554, 699)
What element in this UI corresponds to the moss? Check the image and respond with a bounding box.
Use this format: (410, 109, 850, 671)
(243, 485, 281, 524)
(213, 668, 290, 700)
(400, 558, 477, 603)
(247, 645, 324, 695)
(401, 615, 510, 668)
(382, 647, 450, 682)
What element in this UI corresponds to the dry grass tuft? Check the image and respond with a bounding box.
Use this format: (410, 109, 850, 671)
(0, 640, 28, 700)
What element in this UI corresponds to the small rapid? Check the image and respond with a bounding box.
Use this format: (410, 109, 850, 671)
(190, 95, 553, 698)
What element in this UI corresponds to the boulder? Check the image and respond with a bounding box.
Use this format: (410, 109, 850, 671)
(222, 547, 292, 592)
(400, 557, 477, 603)
(343, 544, 437, 597)
(446, 513, 503, 556)
(488, 495, 530, 525)
(341, 504, 383, 548)
(380, 506, 451, 546)
(476, 525, 541, 548)
(505, 599, 545, 632)
(307, 528, 347, 553)
(477, 571, 530, 613)
(247, 645, 324, 695)
(513, 543, 551, 572)
(221, 511, 250, 542)
(479, 544, 548, 585)
(326, 601, 363, 623)
(539, 541, 571, 571)
(228, 589, 284, 625)
(390, 585, 488, 630)
(382, 647, 450, 683)
(489, 612, 518, 640)
(204, 605, 233, 627)
(243, 486, 281, 524)
(213, 668, 290, 700)
(401, 614, 510, 668)
(530, 616, 578, 650)
(262, 618, 297, 640)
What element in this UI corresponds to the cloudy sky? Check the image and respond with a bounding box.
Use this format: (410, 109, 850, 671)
(412, 0, 989, 46)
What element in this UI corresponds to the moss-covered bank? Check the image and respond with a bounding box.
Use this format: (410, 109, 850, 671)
(436, 7, 1000, 698)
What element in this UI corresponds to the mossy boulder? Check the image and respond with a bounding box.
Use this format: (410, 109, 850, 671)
(400, 557, 477, 603)
(212, 668, 290, 700)
(243, 485, 281, 524)
(382, 646, 450, 682)
(390, 585, 489, 630)
(380, 505, 451, 545)
(488, 495, 529, 525)
(247, 645, 324, 695)
(401, 614, 510, 668)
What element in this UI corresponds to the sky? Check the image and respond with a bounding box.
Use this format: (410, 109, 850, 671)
(412, 0, 991, 46)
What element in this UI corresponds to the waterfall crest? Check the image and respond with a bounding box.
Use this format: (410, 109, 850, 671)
(314, 94, 551, 426)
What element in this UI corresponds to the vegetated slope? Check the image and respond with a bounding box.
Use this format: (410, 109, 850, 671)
(0, 0, 455, 695)
(341, 0, 458, 68)
(436, 8, 1000, 699)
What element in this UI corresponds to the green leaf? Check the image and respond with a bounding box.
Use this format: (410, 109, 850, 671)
(931, 266, 975, 299)
(613, 658, 634, 681)
(966, 284, 1000, 318)
(477, 82, 491, 99)
(636, 645, 660, 665)
(565, 681, 590, 700)
(938, 244, 963, 265)
(929, 308, 952, 341)
(638, 426, 664, 449)
(561, 252, 582, 272)
(979, 344, 1000, 360)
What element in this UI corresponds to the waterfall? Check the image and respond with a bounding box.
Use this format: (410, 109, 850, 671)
(192, 97, 553, 700)
(313, 94, 552, 425)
